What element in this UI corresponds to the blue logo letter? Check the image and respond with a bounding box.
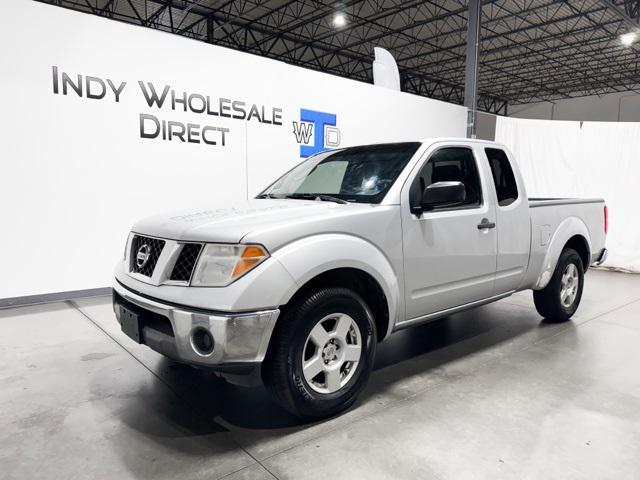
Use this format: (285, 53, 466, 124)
(299, 109, 337, 158)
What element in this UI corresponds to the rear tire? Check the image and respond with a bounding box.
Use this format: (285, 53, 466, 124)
(263, 287, 376, 419)
(533, 248, 584, 322)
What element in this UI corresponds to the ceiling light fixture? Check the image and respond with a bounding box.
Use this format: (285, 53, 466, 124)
(620, 32, 637, 47)
(333, 12, 347, 28)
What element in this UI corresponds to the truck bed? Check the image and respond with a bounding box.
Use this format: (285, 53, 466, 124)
(529, 197, 604, 208)
(520, 197, 607, 290)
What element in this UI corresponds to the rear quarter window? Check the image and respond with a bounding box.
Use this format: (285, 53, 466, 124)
(485, 148, 518, 207)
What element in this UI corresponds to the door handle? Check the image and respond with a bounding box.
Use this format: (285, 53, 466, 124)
(477, 218, 496, 230)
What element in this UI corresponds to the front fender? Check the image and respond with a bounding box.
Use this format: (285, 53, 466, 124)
(535, 216, 591, 289)
(272, 233, 401, 339)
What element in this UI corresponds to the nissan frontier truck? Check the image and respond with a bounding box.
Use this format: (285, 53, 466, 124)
(113, 138, 608, 418)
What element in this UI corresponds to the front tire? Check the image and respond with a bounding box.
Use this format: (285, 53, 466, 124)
(533, 248, 584, 322)
(263, 287, 376, 419)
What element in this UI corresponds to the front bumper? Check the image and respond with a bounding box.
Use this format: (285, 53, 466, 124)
(112, 280, 279, 371)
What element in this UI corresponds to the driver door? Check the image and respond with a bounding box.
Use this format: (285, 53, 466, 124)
(401, 145, 497, 321)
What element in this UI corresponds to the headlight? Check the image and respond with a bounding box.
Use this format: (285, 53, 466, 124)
(191, 244, 269, 287)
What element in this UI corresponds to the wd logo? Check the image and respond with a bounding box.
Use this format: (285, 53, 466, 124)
(292, 109, 341, 158)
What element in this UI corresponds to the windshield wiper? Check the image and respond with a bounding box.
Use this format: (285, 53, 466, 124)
(257, 192, 349, 204)
(255, 193, 285, 199)
(284, 193, 349, 204)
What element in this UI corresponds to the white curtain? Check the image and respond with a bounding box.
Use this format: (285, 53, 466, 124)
(496, 116, 640, 272)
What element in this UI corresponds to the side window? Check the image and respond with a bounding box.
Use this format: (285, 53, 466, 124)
(485, 148, 518, 206)
(414, 147, 482, 208)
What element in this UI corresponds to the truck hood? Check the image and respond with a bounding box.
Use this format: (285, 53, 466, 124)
(132, 199, 371, 245)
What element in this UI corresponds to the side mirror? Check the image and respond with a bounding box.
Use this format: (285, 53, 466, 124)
(420, 181, 466, 211)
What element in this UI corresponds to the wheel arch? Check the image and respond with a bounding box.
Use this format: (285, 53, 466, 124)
(272, 233, 400, 341)
(535, 217, 591, 290)
(564, 234, 590, 272)
(278, 267, 390, 344)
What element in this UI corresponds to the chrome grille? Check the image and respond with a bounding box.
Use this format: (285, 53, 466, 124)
(170, 243, 202, 282)
(130, 235, 165, 277)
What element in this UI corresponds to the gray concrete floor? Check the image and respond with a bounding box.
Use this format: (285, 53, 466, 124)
(1, 270, 639, 480)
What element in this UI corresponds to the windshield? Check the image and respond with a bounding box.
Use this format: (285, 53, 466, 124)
(259, 142, 421, 204)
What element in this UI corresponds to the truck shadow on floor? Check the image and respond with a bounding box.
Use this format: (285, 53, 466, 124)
(121, 299, 563, 435)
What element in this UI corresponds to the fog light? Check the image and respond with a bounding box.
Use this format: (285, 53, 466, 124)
(191, 327, 214, 355)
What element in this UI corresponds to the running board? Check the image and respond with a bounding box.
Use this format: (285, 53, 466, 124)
(393, 290, 516, 331)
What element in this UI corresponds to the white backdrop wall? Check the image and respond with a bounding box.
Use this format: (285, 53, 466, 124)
(0, 1, 466, 299)
(496, 116, 640, 272)
(508, 92, 640, 122)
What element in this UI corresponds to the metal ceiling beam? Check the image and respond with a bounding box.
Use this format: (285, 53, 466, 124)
(600, 0, 640, 27)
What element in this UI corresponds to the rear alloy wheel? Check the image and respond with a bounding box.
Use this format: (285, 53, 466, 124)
(263, 287, 376, 419)
(533, 248, 584, 322)
(559, 263, 580, 309)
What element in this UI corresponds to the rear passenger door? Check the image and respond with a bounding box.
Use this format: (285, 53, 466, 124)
(484, 147, 530, 293)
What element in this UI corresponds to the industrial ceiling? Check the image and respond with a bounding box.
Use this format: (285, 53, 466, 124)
(41, 0, 640, 114)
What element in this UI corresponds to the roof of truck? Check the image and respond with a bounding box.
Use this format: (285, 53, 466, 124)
(419, 137, 504, 146)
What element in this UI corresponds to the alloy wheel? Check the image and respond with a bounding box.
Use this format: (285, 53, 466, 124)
(302, 313, 362, 394)
(560, 263, 579, 308)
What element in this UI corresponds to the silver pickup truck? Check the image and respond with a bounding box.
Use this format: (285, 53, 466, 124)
(113, 138, 607, 418)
